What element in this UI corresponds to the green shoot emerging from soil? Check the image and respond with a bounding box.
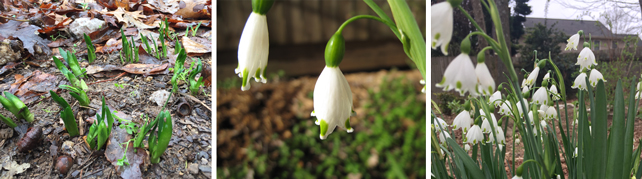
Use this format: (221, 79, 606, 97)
(83, 33, 96, 63)
(140, 18, 171, 60)
(171, 48, 187, 93)
(120, 28, 139, 64)
(59, 85, 89, 107)
(0, 91, 34, 123)
(86, 96, 114, 150)
(50, 90, 79, 137)
(58, 48, 87, 78)
(132, 90, 173, 164)
(188, 58, 205, 95)
(187, 22, 202, 37)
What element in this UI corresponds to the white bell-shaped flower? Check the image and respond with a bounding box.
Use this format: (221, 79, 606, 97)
(540, 120, 548, 129)
(572, 72, 588, 91)
(431, 2, 454, 55)
(588, 69, 606, 87)
(475, 62, 495, 96)
(543, 72, 551, 81)
(546, 107, 557, 119)
(522, 86, 530, 94)
(433, 117, 448, 132)
(540, 104, 549, 113)
(523, 67, 540, 88)
(452, 110, 472, 132)
(436, 54, 477, 96)
(637, 91, 642, 99)
(438, 130, 450, 144)
(312, 66, 354, 140)
(577, 47, 597, 71)
(489, 91, 502, 107)
(516, 100, 529, 117)
(488, 127, 505, 146)
(527, 111, 536, 126)
(481, 114, 498, 133)
(466, 125, 484, 144)
(532, 87, 549, 105)
(550, 85, 560, 101)
(464, 144, 471, 151)
(565, 33, 580, 51)
(499, 101, 512, 116)
(237, 12, 270, 91)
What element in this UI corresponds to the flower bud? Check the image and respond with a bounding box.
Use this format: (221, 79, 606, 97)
(447, 0, 463, 7)
(537, 59, 547, 69)
(460, 37, 471, 54)
(577, 30, 584, 36)
(477, 50, 486, 63)
(324, 33, 345, 67)
(584, 42, 591, 48)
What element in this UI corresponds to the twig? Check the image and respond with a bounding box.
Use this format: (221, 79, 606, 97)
(87, 72, 127, 85)
(82, 168, 104, 178)
(179, 92, 211, 111)
(79, 105, 97, 110)
(0, 14, 29, 22)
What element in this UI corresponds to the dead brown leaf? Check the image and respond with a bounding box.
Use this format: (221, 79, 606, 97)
(181, 36, 210, 54)
(175, 0, 210, 19)
(86, 63, 169, 76)
(102, 7, 155, 30)
(105, 127, 146, 179)
(8, 70, 60, 105)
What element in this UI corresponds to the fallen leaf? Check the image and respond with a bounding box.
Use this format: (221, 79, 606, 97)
(201, 64, 211, 87)
(103, 8, 156, 30)
(86, 63, 169, 76)
(0, 62, 18, 76)
(8, 70, 60, 105)
(114, 0, 130, 10)
(175, 0, 210, 19)
(137, 45, 161, 64)
(181, 36, 210, 54)
(0, 20, 52, 56)
(3, 161, 30, 176)
(149, 0, 179, 14)
(105, 127, 146, 179)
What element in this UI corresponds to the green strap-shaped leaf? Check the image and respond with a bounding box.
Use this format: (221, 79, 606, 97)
(446, 138, 484, 177)
(623, 78, 638, 176)
(61, 107, 79, 137)
(0, 113, 16, 128)
(49, 90, 70, 109)
(606, 80, 626, 178)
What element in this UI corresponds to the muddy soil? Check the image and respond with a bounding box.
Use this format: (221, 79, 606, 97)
(0, 36, 212, 178)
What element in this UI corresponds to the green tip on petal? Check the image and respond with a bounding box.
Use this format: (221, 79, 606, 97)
(345, 118, 353, 132)
(456, 81, 462, 89)
(251, 0, 275, 15)
(241, 69, 249, 91)
(434, 33, 441, 41)
(319, 120, 328, 140)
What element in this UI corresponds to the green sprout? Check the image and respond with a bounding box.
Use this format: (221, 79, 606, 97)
(187, 22, 202, 37)
(171, 49, 187, 93)
(117, 140, 132, 166)
(188, 58, 205, 95)
(58, 48, 87, 78)
(83, 33, 96, 63)
(148, 110, 172, 164)
(50, 91, 79, 137)
(59, 85, 89, 107)
(0, 91, 34, 123)
(0, 113, 16, 128)
(53, 59, 88, 90)
(86, 96, 114, 150)
(119, 29, 139, 63)
(159, 18, 168, 59)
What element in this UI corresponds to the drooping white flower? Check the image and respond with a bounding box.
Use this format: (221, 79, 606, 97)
(436, 54, 478, 96)
(546, 106, 557, 120)
(574, 147, 578, 157)
(527, 111, 536, 126)
(464, 144, 471, 151)
(488, 127, 505, 146)
(532, 87, 549, 105)
(512, 175, 523, 179)
(431, 2, 454, 55)
(237, 12, 270, 91)
(481, 118, 497, 133)
(543, 72, 551, 81)
(522, 86, 530, 94)
(565, 33, 580, 51)
(515, 138, 520, 144)
(499, 101, 512, 116)
(589, 69, 606, 87)
(540, 120, 548, 129)
(452, 110, 473, 132)
(438, 130, 450, 144)
(523, 67, 540, 88)
(466, 125, 484, 144)
(420, 79, 426, 93)
(312, 66, 354, 139)
(577, 47, 597, 71)
(489, 91, 502, 107)
(516, 100, 529, 117)
(550, 85, 560, 101)
(637, 91, 642, 99)
(433, 117, 448, 132)
(540, 104, 549, 113)
(475, 62, 495, 96)
(572, 72, 588, 91)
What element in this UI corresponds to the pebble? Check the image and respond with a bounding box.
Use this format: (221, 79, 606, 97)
(0, 128, 13, 139)
(61, 141, 76, 158)
(120, 76, 132, 83)
(145, 76, 153, 82)
(186, 136, 193, 143)
(188, 163, 199, 174)
(72, 170, 80, 177)
(42, 127, 53, 135)
(197, 151, 208, 159)
(200, 158, 208, 165)
(198, 165, 211, 173)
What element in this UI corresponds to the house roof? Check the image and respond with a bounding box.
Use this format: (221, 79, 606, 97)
(523, 17, 614, 37)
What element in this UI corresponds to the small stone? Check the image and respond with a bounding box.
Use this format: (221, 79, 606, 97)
(186, 136, 193, 143)
(79, 62, 88, 68)
(198, 165, 211, 173)
(72, 170, 80, 177)
(149, 90, 172, 106)
(200, 158, 208, 165)
(188, 163, 199, 174)
(120, 76, 132, 83)
(197, 151, 208, 159)
(68, 18, 106, 37)
(61, 141, 76, 158)
(145, 76, 153, 82)
(0, 128, 13, 139)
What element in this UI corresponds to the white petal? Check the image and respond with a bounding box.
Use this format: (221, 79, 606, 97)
(238, 12, 269, 90)
(589, 69, 605, 87)
(452, 110, 472, 131)
(431, 2, 454, 55)
(475, 62, 495, 96)
(436, 54, 477, 96)
(577, 47, 597, 71)
(524, 67, 539, 88)
(313, 66, 353, 139)
(550, 85, 560, 101)
(565, 34, 580, 51)
(466, 125, 484, 144)
(532, 87, 549, 105)
(489, 91, 502, 107)
(572, 73, 588, 91)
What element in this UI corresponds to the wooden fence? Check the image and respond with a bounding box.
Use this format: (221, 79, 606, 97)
(216, 0, 426, 50)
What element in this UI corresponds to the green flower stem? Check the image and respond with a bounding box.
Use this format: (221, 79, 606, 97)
(336, 15, 394, 36)
(387, 0, 425, 79)
(362, 0, 401, 39)
(457, 6, 486, 34)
